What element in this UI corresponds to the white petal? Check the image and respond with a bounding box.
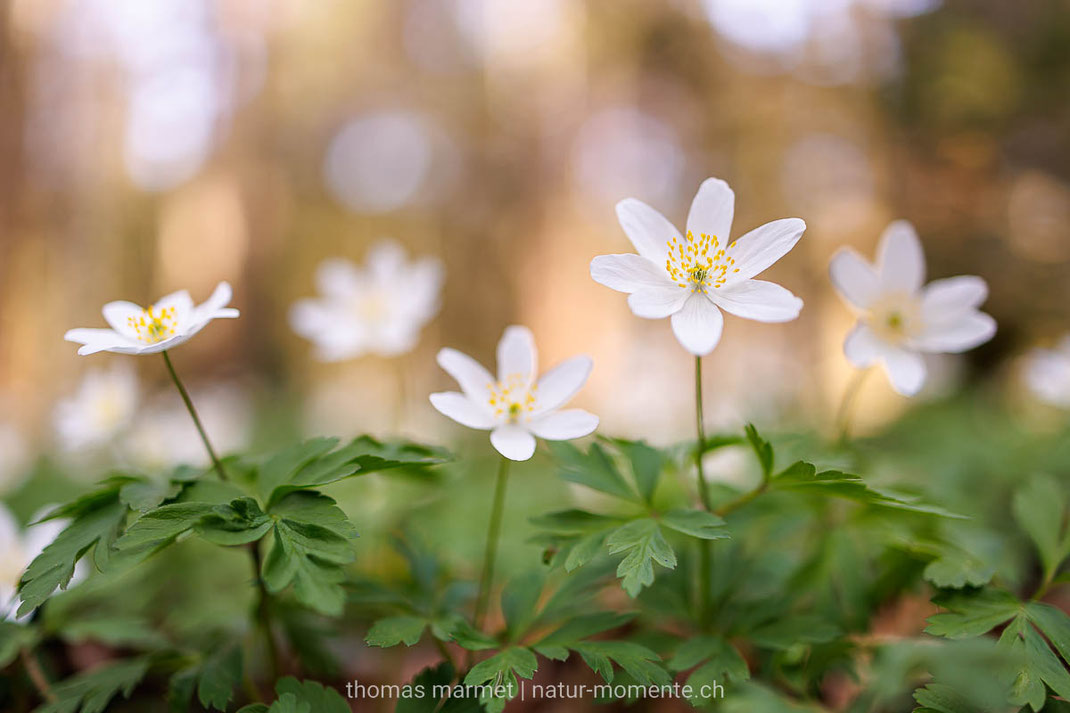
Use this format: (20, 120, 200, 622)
(685, 177, 735, 245)
(490, 425, 537, 461)
(528, 409, 599, 440)
(726, 218, 806, 283)
(913, 311, 996, 353)
(920, 276, 988, 321)
(534, 356, 592, 414)
(437, 348, 494, 403)
(670, 294, 724, 356)
(877, 220, 925, 293)
(191, 282, 232, 319)
(710, 280, 802, 323)
(843, 323, 885, 368)
(829, 248, 880, 309)
(101, 300, 147, 340)
(882, 347, 927, 396)
(615, 198, 679, 264)
(497, 325, 537, 382)
(627, 285, 690, 319)
(590, 254, 675, 294)
(64, 328, 137, 356)
(154, 289, 195, 325)
(429, 392, 496, 430)
(316, 259, 362, 299)
(367, 240, 405, 281)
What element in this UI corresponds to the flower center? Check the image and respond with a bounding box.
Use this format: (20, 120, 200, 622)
(353, 292, 389, 324)
(665, 231, 738, 291)
(127, 306, 179, 344)
(487, 374, 537, 423)
(866, 292, 922, 344)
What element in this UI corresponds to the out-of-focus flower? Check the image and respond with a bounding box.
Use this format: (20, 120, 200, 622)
(0, 423, 29, 496)
(829, 220, 996, 396)
(1024, 336, 1070, 409)
(1, 504, 82, 622)
(64, 282, 239, 356)
(591, 177, 805, 356)
(430, 326, 597, 461)
(290, 241, 443, 361)
(53, 363, 139, 451)
(123, 384, 251, 470)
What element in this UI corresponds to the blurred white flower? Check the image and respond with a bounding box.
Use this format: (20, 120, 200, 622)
(64, 282, 239, 356)
(53, 363, 139, 451)
(1024, 336, 1070, 409)
(591, 177, 805, 356)
(123, 384, 251, 470)
(290, 241, 443, 361)
(1, 504, 82, 622)
(830, 220, 996, 396)
(430, 326, 598, 461)
(0, 424, 29, 496)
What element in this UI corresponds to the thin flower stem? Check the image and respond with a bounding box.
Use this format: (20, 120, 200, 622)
(835, 368, 871, 444)
(250, 543, 282, 683)
(161, 351, 228, 481)
(19, 647, 55, 704)
(694, 356, 713, 627)
(474, 456, 511, 631)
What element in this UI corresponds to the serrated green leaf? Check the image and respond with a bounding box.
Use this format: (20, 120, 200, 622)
(1026, 601, 1070, 664)
(923, 546, 995, 589)
(1013, 474, 1068, 580)
(196, 497, 273, 545)
(464, 647, 538, 686)
(670, 635, 749, 684)
(528, 509, 622, 535)
(197, 646, 242, 711)
(606, 519, 676, 597)
(573, 641, 670, 687)
(501, 570, 544, 641)
(113, 502, 214, 562)
(912, 683, 974, 713)
(274, 677, 350, 713)
(536, 612, 634, 649)
(748, 615, 841, 649)
(744, 424, 773, 477)
(366, 616, 427, 647)
(443, 619, 498, 651)
(37, 657, 150, 713)
(61, 617, 168, 649)
(614, 438, 663, 503)
(660, 509, 730, 540)
(550, 441, 637, 501)
(926, 589, 1021, 639)
(118, 478, 181, 512)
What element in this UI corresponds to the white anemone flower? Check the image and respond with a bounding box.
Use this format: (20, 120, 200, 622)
(53, 363, 139, 451)
(590, 177, 805, 356)
(829, 221, 997, 396)
(1023, 335, 1070, 409)
(430, 326, 598, 461)
(1, 504, 83, 621)
(290, 240, 444, 361)
(64, 282, 239, 356)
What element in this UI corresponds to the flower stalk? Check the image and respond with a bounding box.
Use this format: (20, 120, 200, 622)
(161, 351, 228, 481)
(474, 456, 511, 631)
(694, 356, 713, 627)
(835, 367, 871, 444)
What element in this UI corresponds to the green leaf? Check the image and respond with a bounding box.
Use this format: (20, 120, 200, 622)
(573, 641, 670, 686)
(197, 497, 274, 546)
(1013, 474, 1068, 580)
(535, 612, 635, 652)
(262, 491, 359, 616)
(17, 486, 128, 616)
(550, 441, 637, 501)
(660, 509, 730, 540)
(926, 589, 1021, 639)
(922, 546, 995, 589)
(443, 619, 498, 651)
(61, 617, 168, 649)
(366, 616, 427, 648)
(501, 570, 544, 641)
(1026, 602, 1070, 668)
(37, 657, 149, 713)
(912, 683, 975, 713)
(113, 502, 214, 562)
(397, 662, 480, 713)
(528, 509, 622, 535)
(1000, 612, 1070, 707)
(274, 677, 350, 713)
(197, 646, 243, 711)
(263, 436, 449, 505)
(463, 647, 536, 711)
(564, 532, 609, 572)
(118, 478, 181, 512)
(0, 622, 36, 668)
(749, 615, 841, 649)
(606, 518, 676, 597)
(613, 438, 663, 503)
(744, 424, 773, 477)
(670, 636, 749, 686)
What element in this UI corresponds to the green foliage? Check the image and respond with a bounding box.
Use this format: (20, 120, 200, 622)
(236, 678, 349, 713)
(37, 657, 150, 713)
(1013, 474, 1070, 585)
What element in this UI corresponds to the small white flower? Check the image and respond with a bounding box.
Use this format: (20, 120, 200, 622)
(64, 282, 239, 356)
(1, 504, 82, 622)
(430, 326, 598, 461)
(53, 362, 139, 451)
(590, 177, 805, 356)
(1023, 335, 1070, 409)
(829, 220, 997, 396)
(290, 240, 444, 361)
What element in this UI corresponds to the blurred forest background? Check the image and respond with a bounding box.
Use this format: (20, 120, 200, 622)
(0, 0, 1069, 527)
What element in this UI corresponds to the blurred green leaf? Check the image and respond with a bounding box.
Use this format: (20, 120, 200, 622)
(573, 640, 670, 686)
(661, 509, 730, 540)
(37, 657, 150, 713)
(744, 424, 773, 478)
(550, 441, 637, 501)
(606, 518, 676, 597)
(366, 616, 427, 647)
(1013, 474, 1069, 581)
(926, 589, 1021, 639)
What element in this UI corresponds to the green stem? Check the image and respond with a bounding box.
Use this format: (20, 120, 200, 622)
(695, 356, 713, 627)
(714, 478, 770, 517)
(19, 647, 55, 704)
(474, 456, 511, 631)
(835, 368, 871, 444)
(250, 544, 281, 682)
(161, 351, 228, 481)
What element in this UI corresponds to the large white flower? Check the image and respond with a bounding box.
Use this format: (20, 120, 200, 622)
(829, 220, 997, 396)
(590, 177, 806, 356)
(1023, 335, 1070, 409)
(1, 504, 81, 622)
(53, 362, 139, 451)
(64, 282, 239, 356)
(429, 326, 598, 461)
(290, 240, 443, 361)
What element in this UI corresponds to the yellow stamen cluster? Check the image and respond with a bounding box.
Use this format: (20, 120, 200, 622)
(128, 305, 179, 344)
(665, 231, 739, 291)
(487, 373, 537, 422)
